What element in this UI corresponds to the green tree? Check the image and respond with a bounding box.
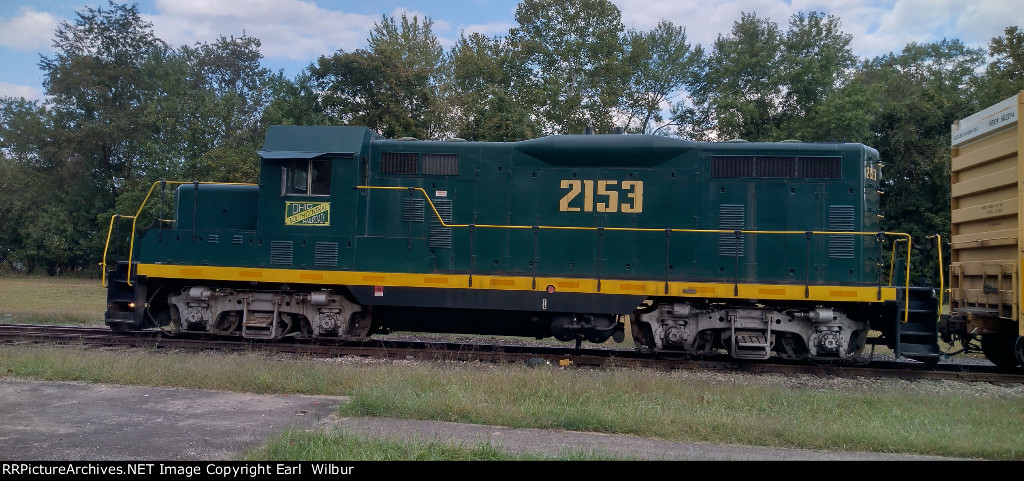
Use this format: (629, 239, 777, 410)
(509, 0, 627, 134)
(39, 1, 165, 196)
(680, 11, 857, 142)
(778, 12, 857, 140)
(262, 71, 331, 127)
(309, 14, 445, 139)
(688, 12, 783, 141)
(31, 1, 165, 274)
(859, 40, 986, 284)
(0, 97, 53, 270)
(620, 20, 702, 134)
(178, 34, 276, 183)
(974, 26, 1024, 106)
(449, 32, 539, 141)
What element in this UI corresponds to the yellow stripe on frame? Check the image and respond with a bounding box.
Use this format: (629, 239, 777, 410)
(135, 264, 896, 303)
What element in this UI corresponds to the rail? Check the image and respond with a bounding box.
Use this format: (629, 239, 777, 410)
(358, 185, 915, 322)
(101, 180, 256, 288)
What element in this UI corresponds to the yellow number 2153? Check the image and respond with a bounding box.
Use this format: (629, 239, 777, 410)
(558, 179, 643, 213)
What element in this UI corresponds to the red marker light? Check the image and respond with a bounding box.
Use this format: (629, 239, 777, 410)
(546, 285, 555, 294)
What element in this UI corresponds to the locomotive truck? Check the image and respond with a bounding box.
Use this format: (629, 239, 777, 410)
(103, 124, 944, 364)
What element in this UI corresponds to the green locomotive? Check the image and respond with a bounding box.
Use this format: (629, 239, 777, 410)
(103, 125, 941, 362)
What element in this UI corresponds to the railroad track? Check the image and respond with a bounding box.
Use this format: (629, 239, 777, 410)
(2, 323, 1022, 384)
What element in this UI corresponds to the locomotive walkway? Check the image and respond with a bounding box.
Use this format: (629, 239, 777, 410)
(0, 379, 968, 462)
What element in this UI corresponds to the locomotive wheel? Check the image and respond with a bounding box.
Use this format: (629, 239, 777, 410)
(629, 314, 655, 353)
(981, 333, 1020, 368)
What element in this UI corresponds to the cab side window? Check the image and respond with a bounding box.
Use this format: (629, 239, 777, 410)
(282, 159, 331, 196)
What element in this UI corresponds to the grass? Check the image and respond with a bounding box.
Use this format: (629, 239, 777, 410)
(0, 275, 106, 325)
(245, 429, 632, 461)
(1, 344, 1022, 460)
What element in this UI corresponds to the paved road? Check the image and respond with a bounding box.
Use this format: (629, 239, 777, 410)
(0, 379, 968, 461)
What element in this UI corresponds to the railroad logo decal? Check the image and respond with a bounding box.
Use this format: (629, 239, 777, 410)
(558, 179, 644, 213)
(285, 201, 331, 226)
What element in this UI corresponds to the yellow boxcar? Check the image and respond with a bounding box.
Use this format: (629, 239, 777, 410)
(948, 90, 1024, 367)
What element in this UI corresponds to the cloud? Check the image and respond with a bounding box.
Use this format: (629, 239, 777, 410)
(0, 7, 59, 51)
(0, 81, 43, 100)
(148, 0, 375, 60)
(610, 0, 1019, 60)
(386, 6, 514, 47)
(613, 0, 791, 46)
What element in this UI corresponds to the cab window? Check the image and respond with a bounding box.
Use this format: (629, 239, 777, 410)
(282, 159, 331, 196)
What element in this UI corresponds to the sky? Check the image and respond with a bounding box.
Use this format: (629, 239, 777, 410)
(0, 0, 1021, 101)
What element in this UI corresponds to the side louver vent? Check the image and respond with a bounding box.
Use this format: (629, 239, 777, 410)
(207, 234, 219, 244)
(403, 198, 425, 222)
(382, 152, 418, 174)
(270, 241, 294, 265)
(422, 154, 459, 175)
(314, 242, 339, 267)
(718, 204, 745, 257)
(232, 235, 244, 245)
(710, 156, 841, 179)
(828, 205, 855, 259)
(429, 199, 453, 249)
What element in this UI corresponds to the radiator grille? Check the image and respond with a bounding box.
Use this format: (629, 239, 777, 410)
(711, 156, 841, 179)
(422, 154, 459, 175)
(381, 152, 418, 174)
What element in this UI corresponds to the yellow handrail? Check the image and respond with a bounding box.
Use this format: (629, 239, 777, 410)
(101, 180, 257, 287)
(888, 238, 908, 285)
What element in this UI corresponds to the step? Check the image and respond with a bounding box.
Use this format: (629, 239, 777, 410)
(736, 334, 769, 348)
(898, 326, 939, 336)
(732, 333, 770, 360)
(242, 312, 277, 340)
(897, 343, 942, 357)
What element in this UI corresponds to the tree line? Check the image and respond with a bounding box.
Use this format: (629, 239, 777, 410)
(1, 0, 1022, 283)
